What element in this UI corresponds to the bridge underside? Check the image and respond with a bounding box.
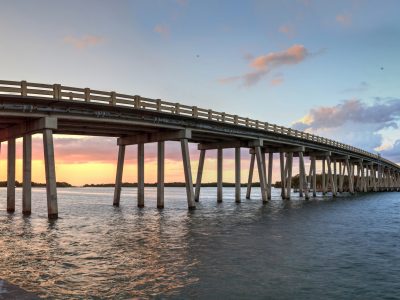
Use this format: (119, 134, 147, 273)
(1, 95, 399, 219)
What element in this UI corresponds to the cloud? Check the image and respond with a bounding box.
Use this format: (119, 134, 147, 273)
(270, 76, 284, 86)
(292, 98, 400, 160)
(278, 24, 295, 38)
(63, 35, 104, 49)
(154, 25, 170, 37)
(341, 81, 369, 93)
(380, 140, 400, 163)
(336, 13, 352, 26)
(219, 44, 312, 86)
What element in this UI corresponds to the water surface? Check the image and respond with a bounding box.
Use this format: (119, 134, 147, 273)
(0, 187, 399, 299)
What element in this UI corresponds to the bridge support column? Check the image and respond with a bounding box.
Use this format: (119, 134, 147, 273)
(7, 139, 16, 213)
(326, 156, 336, 197)
(299, 152, 309, 200)
(235, 147, 241, 203)
(285, 152, 293, 200)
(267, 152, 273, 200)
(22, 134, 32, 215)
(246, 153, 255, 199)
(255, 146, 268, 202)
(137, 143, 145, 208)
(43, 129, 58, 219)
(280, 152, 285, 199)
(217, 148, 223, 202)
(299, 156, 304, 198)
(322, 159, 326, 195)
(333, 160, 337, 192)
(346, 159, 354, 194)
(113, 145, 125, 206)
(181, 139, 196, 210)
(157, 141, 165, 209)
(195, 149, 205, 202)
(311, 156, 317, 197)
(338, 162, 344, 192)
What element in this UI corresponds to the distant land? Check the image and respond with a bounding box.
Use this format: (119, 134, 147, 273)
(0, 181, 72, 188)
(0, 174, 354, 189)
(83, 182, 264, 188)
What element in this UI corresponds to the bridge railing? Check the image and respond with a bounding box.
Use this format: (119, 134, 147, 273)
(0, 80, 392, 166)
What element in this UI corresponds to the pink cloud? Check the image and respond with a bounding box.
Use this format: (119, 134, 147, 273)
(63, 35, 105, 49)
(154, 25, 170, 37)
(250, 44, 308, 70)
(336, 13, 352, 26)
(219, 44, 311, 86)
(278, 24, 295, 38)
(270, 77, 284, 86)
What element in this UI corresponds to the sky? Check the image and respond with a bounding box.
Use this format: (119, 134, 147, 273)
(0, 0, 400, 185)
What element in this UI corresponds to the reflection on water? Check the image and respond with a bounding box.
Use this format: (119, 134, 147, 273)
(0, 187, 399, 299)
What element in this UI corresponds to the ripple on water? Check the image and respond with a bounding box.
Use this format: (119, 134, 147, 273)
(0, 187, 399, 299)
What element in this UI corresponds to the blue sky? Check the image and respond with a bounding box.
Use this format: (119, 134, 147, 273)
(1, 0, 400, 178)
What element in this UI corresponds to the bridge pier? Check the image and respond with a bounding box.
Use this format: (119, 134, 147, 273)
(235, 147, 241, 203)
(322, 158, 326, 195)
(267, 152, 273, 200)
(195, 149, 206, 202)
(311, 155, 317, 197)
(137, 143, 145, 208)
(43, 129, 58, 219)
(22, 134, 32, 215)
(246, 153, 255, 199)
(254, 146, 267, 202)
(157, 141, 165, 209)
(113, 145, 125, 207)
(217, 148, 223, 202)
(7, 139, 16, 213)
(280, 152, 285, 198)
(181, 138, 195, 209)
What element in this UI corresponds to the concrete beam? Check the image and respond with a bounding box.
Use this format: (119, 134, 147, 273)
(248, 139, 263, 147)
(117, 129, 191, 145)
(0, 117, 57, 142)
(198, 140, 248, 150)
(265, 146, 305, 153)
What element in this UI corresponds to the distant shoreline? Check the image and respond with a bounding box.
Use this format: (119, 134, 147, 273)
(0, 181, 266, 188)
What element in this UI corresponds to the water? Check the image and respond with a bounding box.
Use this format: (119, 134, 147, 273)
(0, 187, 399, 299)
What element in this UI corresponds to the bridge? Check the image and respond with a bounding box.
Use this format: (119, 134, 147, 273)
(0, 80, 399, 219)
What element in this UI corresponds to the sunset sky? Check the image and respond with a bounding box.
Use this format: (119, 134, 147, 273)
(1, 0, 400, 185)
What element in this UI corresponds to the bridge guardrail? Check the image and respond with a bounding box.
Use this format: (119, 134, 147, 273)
(0, 80, 394, 167)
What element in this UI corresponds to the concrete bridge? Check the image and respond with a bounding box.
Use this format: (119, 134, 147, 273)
(0, 80, 399, 219)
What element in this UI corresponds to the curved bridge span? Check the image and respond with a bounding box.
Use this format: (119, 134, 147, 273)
(1, 80, 399, 219)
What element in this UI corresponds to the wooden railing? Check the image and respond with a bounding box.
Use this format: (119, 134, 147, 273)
(0, 80, 395, 167)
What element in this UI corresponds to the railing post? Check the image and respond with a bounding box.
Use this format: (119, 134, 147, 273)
(192, 106, 198, 117)
(157, 99, 162, 111)
(21, 80, 27, 96)
(84, 88, 90, 102)
(134, 95, 141, 108)
(110, 91, 116, 105)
